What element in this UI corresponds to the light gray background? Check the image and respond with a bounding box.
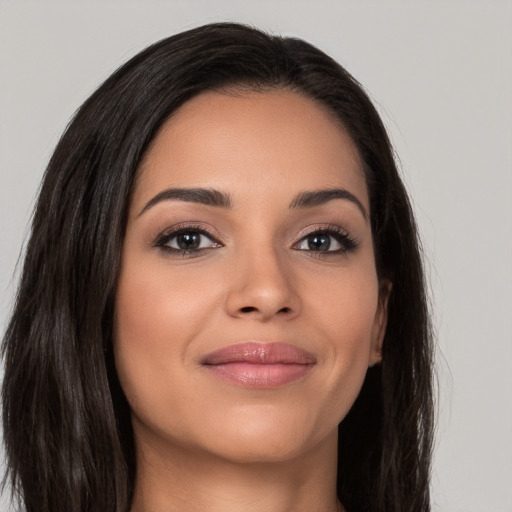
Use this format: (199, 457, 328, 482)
(1, 1, 511, 511)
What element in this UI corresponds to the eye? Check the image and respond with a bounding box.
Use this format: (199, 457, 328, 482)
(155, 226, 222, 255)
(294, 226, 358, 255)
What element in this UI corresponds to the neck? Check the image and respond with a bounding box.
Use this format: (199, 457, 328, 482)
(130, 427, 343, 512)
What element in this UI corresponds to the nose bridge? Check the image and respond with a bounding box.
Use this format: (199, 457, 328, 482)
(225, 236, 300, 320)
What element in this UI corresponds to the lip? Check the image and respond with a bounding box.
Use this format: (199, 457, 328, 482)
(201, 342, 316, 388)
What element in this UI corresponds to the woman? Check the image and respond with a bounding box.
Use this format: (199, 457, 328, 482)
(2, 22, 434, 512)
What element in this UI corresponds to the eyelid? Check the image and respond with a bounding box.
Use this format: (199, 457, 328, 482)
(293, 223, 349, 241)
(153, 223, 223, 253)
(151, 222, 357, 258)
(292, 223, 358, 254)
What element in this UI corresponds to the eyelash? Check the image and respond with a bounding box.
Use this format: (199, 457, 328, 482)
(293, 225, 358, 257)
(154, 224, 222, 257)
(154, 224, 358, 258)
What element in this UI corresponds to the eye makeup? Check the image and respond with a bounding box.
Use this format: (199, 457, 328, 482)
(152, 220, 358, 260)
(293, 224, 358, 257)
(153, 223, 223, 258)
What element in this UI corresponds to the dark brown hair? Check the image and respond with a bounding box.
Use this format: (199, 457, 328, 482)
(2, 22, 434, 512)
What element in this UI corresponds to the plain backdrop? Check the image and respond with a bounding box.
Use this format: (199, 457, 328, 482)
(1, 1, 511, 511)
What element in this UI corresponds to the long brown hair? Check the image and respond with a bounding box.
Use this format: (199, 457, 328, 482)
(2, 22, 434, 512)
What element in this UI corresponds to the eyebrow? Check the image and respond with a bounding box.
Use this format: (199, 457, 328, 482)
(138, 187, 233, 216)
(289, 188, 368, 220)
(139, 186, 367, 220)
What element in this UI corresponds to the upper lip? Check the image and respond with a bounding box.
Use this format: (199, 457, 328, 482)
(201, 342, 317, 365)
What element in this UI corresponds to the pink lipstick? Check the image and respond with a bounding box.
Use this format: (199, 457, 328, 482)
(201, 342, 316, 388)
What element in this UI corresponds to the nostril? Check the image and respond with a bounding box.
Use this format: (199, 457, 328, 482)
(239, 306, 292, 315)
(240, 306, 257, 313)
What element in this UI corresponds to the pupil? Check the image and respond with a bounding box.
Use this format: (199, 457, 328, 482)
(308, 233, 330, 251)
(177, 233, 200, 250)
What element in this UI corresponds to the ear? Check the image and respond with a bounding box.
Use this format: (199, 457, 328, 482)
(368, 279, 392, 367)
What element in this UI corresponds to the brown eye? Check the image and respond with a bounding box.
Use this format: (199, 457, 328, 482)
(294, 227, 358, 255)
(174, 232, 201, 250)
(305, 233, 331, 251)
(295, 231, 343, 252)
(156, 227, 222, 254)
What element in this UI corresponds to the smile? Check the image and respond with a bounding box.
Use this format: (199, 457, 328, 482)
(201, 342, 316, 388)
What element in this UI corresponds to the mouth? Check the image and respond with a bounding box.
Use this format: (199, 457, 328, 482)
(201, 342, 316, 388)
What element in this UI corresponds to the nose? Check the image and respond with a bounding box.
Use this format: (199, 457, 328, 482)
(225, 246, 301, 322)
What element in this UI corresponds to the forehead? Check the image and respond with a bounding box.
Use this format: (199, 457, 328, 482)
(133, 89, 368, 211)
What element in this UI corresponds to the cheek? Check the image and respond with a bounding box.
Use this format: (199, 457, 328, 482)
(305, 258, 379, 346)
(301, 264, 379, 415)
(112, 256, 220, 415)
(115, 255, 220, 343)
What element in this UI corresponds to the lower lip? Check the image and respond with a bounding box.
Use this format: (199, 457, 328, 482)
(204, 362, 314, 388)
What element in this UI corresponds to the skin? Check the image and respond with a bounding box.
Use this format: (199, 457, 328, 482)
(114, 89, 390, 512)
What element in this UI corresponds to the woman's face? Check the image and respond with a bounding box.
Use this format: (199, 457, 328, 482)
(114, 89, 388, 465)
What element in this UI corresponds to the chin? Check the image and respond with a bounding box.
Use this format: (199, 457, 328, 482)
(194, 407, 337, 465)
